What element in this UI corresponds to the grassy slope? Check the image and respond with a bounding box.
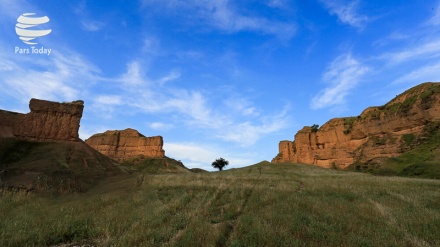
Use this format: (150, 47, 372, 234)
(0, 138, 126, 193)
(121, 156, 192, 175)
(1, 161, 439, 246)
(0, 139, 193, 194)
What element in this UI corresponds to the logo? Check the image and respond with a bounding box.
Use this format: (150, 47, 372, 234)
(15, 13, 52, 45)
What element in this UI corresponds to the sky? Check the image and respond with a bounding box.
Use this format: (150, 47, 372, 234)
(1, 1, 440, 171)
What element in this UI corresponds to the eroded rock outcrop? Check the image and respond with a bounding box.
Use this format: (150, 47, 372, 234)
(85, 128, 165, 161)
(0, 98, 84, 141)
(0, 98, 125, 194)
(272, 82, 440, 169)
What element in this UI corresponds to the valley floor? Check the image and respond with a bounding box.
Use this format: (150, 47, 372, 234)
(1, 162, 439, 246)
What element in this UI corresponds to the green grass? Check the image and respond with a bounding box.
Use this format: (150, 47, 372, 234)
(1, 162, 439, 246)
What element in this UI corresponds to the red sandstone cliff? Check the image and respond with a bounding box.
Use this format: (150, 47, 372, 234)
(272, 82, 440, 169)
(85, 128, 165, 161)
(0, 98, 84, 141)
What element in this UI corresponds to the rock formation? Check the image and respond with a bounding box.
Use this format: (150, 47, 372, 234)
(0, 98, 84, 141)
(0, 98, 125, 194)
(272, 82, 440, 169)
(85, 128, 165, 161)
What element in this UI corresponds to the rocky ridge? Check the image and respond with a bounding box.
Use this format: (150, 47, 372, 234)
(85, 128, 165, 162)
(272, 82, 440, 169)
(0, 98, 84, 141)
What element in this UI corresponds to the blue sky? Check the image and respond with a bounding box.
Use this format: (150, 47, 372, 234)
(1, 0, 440, 171)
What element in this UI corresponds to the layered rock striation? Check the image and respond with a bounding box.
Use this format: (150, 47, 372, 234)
(272, 82, 440, 169)
(0, 98, 84, 141)
(85, 128, 165, 161)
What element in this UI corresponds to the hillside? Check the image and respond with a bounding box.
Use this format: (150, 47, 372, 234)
(121, 156, 192, 174)
(0, 139, 125, 194)
(1, 162, 439, 246)
(273, 82, 440, 178)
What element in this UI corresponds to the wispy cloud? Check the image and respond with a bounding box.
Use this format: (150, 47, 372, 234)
(217, 117, 288, 146)
(148, 122, 173, 131)
(158, 70, 181, 85)
(94, 95, 123, 105)
(141, 0, 296, 39)
(223, 97, 259, 117)
(267, 0, 287, 9)
(142, 36, 161, 55)
(0, 45, 100, 103)
(393, 62, 440, 85)
(91, 60, 290, 146)
(373, 32, 410, 47)
(380, 39, 440, 65)
(320, 0, 369, 29)
(80, 20, 105, 32)
(311, 53, 369, 110)
(119, 61, 149, 86)
(75, 1, 105, 32)
(0, 0, 30, 19)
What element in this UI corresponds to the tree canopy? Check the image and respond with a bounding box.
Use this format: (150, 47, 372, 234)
(212, 157, 229, 171)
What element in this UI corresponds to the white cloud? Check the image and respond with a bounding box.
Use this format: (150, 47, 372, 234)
(0, 0, 29, 19)
(216, 105, 289, 146)
(164, 142, 254, 170)
(74, 1, 106, 32)
(95, 95, 123, 105)
(148, 122, 173, 131)
(119, 61, 148, 86)
(142, 36, 161, 55)
(141, 0, 296, 39)
(165, 142, 219, 164)
(320, 0, 368, 29)
(158, 70, 181, 85)
(311, 53, 369, 110)
(373, 32, 410, 47)
(267, 0, 287, 9)
(0, 45, 99, 103)
(224, 97, 259, 117)
(81, 20, 105, 32)
(393, 62, 440, 85)
(109, 60, 290, 146)
(380, 39, 440, 65)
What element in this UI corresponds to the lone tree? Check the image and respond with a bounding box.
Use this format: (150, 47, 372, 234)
(212, 157, 229, 171)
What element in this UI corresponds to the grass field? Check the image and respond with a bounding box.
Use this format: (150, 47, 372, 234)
(1, 161, 440, 246)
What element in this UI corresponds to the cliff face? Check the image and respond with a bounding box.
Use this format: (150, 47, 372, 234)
(0, 98, 84, 141)
(85, 128, 165, 161)
(272, 82, 440, 169)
